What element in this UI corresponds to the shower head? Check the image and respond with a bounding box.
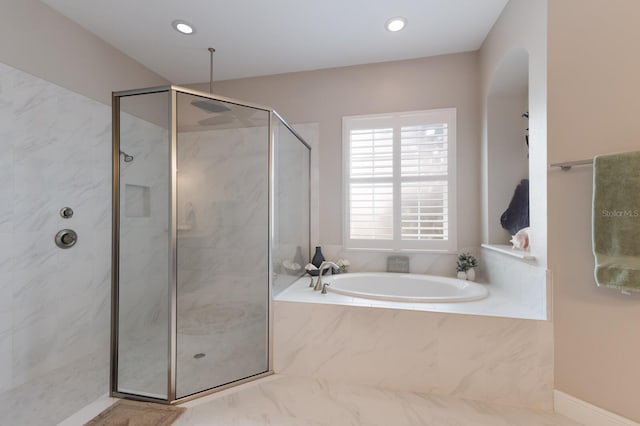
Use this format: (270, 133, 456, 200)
(191, 47, 230, 113)
(191, 99, 230, 113)
(120, 150, 134, 163)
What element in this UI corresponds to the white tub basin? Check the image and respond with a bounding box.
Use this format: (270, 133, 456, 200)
(325, 272, 488, 303)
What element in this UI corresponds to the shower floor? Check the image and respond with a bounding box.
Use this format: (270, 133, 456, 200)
(117, 296, 267, 399)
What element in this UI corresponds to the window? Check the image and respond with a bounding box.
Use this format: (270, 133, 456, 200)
(342, 108, 457, 252)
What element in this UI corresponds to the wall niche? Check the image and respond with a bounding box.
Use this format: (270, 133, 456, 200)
(485, 48, 530, 251)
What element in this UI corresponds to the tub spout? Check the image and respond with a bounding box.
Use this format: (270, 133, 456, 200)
(314, 261, 339, 291)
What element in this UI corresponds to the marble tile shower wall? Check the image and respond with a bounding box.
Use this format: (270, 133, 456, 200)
(272, 124, 310, 297)
(0, 62, 112, 393)
(118, 115, 169, 336)
(176, 128, 269, 296)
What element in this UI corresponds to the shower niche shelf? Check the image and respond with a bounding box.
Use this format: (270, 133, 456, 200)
(124, 184, 150, 217)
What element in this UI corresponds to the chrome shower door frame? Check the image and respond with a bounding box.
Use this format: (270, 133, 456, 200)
(111, 85, 310, 404)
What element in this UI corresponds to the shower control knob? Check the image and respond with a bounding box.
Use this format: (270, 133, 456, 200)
(60, 207, 74, 218)
(55, 229, 77, 249)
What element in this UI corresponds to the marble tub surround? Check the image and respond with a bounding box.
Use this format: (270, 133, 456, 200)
(480, 247, 548, 318)
(173, 375, 577, 426)
(274, 300, 553, 410)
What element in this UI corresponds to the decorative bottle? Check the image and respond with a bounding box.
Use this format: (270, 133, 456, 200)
(311, 246, 325, 268)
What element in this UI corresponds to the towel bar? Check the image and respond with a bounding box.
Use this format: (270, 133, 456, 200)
(549, 159, 593, 171)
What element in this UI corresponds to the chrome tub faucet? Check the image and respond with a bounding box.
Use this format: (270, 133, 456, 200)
(314, 261, 339, 291)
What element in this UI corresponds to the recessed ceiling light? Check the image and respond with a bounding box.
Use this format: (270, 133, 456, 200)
(385, 16, 407, 32)
(172, 20, 195, 35)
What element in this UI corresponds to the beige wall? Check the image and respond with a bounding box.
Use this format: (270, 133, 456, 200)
(549, 0, 640, 421)
(0, 0, 167, 105)
(200, 52, 481, 248)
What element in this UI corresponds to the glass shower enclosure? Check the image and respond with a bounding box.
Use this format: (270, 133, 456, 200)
(111, 86, 310, 403)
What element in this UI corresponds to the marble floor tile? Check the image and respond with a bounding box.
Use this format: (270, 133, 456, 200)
(175, 375, 582, 426)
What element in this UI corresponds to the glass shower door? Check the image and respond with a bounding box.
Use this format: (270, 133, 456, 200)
(175, 93, 270, 398)
(116, 90, 171, 399)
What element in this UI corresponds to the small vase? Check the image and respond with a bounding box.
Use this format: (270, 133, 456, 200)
(311, 246, 325, 268)
(457, 271, 466, 280)
(465, 268, 476, 281)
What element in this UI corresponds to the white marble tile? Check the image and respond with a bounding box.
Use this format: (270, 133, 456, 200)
(11, 305, 60, 387)
(274, 285, 554, 409)
(0, 148, 13, 234)
(341, 307, 439, 392)
(0, 352, 109, 426)
(0, 60, 113, 422)
(481, 247, 547, 316)
(0, 194, 12, 235)
(173, 375, 580, 426)
(435, 315, 553, 409)
(0, 330, 12, 392)
(0, 234, 14, 313)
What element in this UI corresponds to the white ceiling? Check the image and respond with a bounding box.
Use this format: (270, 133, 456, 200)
(40, 0, 508, 85)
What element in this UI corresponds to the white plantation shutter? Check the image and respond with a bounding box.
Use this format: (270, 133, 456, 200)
(349, 182, 393, 240)
(400, 124, 449, 241)
(401, 180, 448, 240)
(343, 109, 456, 251)
(350, 128, 393, 178)
(400, 124, 448, 177)
(348, 127, 394, 240)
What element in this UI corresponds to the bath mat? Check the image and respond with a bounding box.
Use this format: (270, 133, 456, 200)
(85, 399, 185, 426)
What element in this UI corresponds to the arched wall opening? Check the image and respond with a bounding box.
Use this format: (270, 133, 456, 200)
(485, 48, 530, 246)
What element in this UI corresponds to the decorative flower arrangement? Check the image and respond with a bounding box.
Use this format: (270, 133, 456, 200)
(456, 253, 478, 272)
(456, 253, 478, 281)
(336, 258, 351, 273)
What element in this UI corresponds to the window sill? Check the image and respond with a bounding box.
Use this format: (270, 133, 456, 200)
(481, 243, 535, 261)
(342, 247, 458, 255)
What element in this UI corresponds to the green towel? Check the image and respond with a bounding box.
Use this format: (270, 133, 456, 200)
(593, 151, 640, 292)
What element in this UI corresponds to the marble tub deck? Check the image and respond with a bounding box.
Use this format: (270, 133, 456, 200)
(174, 375, 580, 426)
(277, 275, 546, 320)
